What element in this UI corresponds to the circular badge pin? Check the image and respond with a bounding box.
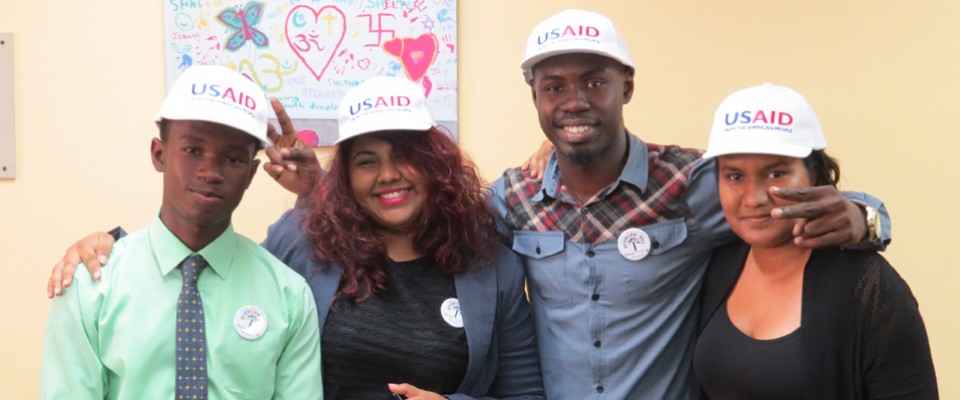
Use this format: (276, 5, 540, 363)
(234, 305, 268, 340)
(618, 228, 652, 261)
(440, 298, 464, 328)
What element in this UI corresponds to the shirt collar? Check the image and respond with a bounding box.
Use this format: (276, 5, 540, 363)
(534, 132, 649, 202)
(149, 215, 237, 280)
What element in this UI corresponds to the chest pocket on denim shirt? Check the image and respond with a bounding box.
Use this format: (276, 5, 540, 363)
(615, 218, 689, 304)
(511, 230, 570, 308)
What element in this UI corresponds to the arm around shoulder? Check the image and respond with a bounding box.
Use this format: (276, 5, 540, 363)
(485, 177, 516, 248)
(262, 207, 315, 278)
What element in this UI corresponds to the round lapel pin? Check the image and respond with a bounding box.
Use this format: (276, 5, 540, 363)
(440, 298, 464, 328)
(618, 228, 652, 261)
(234, 305, 268, 340)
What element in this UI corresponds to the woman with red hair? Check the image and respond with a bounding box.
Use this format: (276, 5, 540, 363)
(265, 78, 544, 400)
(299, 126, 498, 304)
(263, 76, 542, 400)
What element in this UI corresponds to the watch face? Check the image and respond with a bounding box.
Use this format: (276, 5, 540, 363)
(865, 206, 881, 243)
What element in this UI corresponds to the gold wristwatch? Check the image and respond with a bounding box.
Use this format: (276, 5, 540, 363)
(864, 205, 882, 245)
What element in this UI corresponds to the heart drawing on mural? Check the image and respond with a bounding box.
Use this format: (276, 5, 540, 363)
(357, 58, 371, 71)
(383, 33, 439, 83)
(284, 5, 346, 81)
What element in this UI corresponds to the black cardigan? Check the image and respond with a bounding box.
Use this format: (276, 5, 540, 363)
(698, 241, 938, 399)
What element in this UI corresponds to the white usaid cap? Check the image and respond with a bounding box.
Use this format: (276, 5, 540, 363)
(520, 9, 634, 82)
(336, 76, 434, 144)
(155, 65, 269, 146)
(703, 83, 827, 159)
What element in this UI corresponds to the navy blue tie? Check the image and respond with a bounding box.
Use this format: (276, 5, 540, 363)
(176, 255, 208, 399)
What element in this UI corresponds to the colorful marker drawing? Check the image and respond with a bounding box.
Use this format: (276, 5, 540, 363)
(217, 2, 269, 51)
(164, 0, 458, 134)
(285, 5, 346, 81)
(297, 130, 320, 147)
(172, 43, 194, 70)
(383, 33, 438, 84)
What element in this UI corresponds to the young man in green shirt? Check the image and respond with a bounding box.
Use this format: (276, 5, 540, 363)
(40, 65, 323, 399)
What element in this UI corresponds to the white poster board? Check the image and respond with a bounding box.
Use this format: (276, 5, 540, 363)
(163, 0, 458, 146)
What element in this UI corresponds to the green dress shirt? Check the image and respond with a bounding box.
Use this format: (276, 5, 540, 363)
(40, 216, 323, 399)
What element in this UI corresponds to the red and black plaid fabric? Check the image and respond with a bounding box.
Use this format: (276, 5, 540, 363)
(502, 143, 703, 244)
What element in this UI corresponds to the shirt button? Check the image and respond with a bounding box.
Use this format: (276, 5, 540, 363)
(596, 386, 604, 393)
(586, 249, 595, 257)
(591, 293, 600, 301)
(594, 340, 601, 348)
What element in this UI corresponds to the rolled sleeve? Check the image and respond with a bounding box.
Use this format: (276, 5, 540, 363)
(844, 191, 892, 250)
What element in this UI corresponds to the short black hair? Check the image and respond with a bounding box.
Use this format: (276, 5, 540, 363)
(528, 54, 634, 84)
(158, 119, 170, 142)
(157, 119, 265, 153)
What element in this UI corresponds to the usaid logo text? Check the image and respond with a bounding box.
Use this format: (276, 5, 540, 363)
(190, 84, 257, 110)
(349, 95, 411, 115)
(537, 25, 600, 45)
(725, 110, 793, 126)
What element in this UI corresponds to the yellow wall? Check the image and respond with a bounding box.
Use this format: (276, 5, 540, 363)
(1, 0, 957, 397)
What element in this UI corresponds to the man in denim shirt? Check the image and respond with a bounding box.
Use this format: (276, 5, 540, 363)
(487, 9, 889, 400)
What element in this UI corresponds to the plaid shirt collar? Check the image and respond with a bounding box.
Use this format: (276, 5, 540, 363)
(534, 132, 649, 203)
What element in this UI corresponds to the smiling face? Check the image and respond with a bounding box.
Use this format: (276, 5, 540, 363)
(717, 154, 813, 249)
(153, 120, 260, 237)
(530, 53, 633, 166)
(347, 135, 428, 234)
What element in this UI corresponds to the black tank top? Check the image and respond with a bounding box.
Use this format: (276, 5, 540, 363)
(321, 257, 469, 399)
(693, 303, 803, 400)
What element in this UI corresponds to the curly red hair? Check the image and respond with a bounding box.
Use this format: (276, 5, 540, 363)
(304, 127, 497, 302)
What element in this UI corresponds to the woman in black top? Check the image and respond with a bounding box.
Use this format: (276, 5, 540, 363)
(261, 76, 543, 399)
(692, 83, 937, 399)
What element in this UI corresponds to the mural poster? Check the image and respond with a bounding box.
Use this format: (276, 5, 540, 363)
(164, 0, 458, 145)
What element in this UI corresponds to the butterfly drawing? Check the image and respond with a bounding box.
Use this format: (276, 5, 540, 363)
(217, 2, 269, 52)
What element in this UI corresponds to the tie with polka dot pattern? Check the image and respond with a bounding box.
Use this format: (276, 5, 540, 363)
(176, 255, 208, 400)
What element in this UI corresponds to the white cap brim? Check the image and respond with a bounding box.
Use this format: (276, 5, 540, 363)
(702, 141, 814, 160)
(520, 48, 633, 82)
